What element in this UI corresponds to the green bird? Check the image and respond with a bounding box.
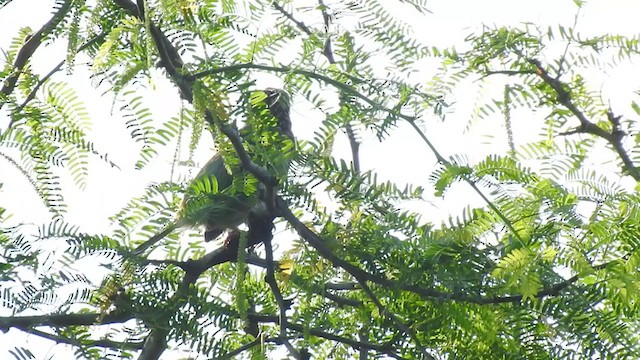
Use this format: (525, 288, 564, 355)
(133, 88, 293, 254)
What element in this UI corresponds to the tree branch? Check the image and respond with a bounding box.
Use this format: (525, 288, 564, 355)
(217, 336, 288, 359)
(272, 2, 313, 36)
(406, 118, 526, 247)
(2, 309, 404, 359)
(263, 223, 304, 359)
(189, 63, 378, 108)
(481, 69, 536, 78)
(254, 314, 404, 359)
(277, 195, 622, 305)
(529, 58, 640, 181)
(15, 326, 143, 351)
(357, 281, 433, 359)
(0, 0, 73, 112)
(274, 0, 361, 172)
(246, 254, 363, 307)
(7, 31, 109, 130)
(326, 281, 360, 291)
(108, 1, 286, 357)
(0, 312, 132, 332)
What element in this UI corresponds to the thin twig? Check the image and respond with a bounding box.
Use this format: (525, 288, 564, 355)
(0, 0, 72, 112)
(481, 69, 536, 79)
(556, 7, 581, 77)
(16, 326, 143, 351)
(8, 31, 108, 130)
(246, 255, 364, 307)
(190, 63, 378, 108)
(272, 0, 360, 171)
(217, 336, 288, 359)
(254, 315, 404, 359)
(357, 281, 434, 360)
(264, 229, 303, 359)
(406, 119, 526, 246)
(272, 2, 312, 35)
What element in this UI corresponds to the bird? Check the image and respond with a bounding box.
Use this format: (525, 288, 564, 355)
(133, 88, 293, 254)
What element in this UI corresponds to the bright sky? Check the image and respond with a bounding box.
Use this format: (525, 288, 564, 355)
(2, 0, 640, 358)
(2, 0, 640, 229)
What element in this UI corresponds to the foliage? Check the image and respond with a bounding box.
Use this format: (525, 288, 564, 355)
(2, 0, 640, 359)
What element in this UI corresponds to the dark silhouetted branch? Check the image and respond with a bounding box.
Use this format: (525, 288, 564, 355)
(1, 0, 72, 112)
(16, 326, 143, 351)
(529, 58, 640, 180)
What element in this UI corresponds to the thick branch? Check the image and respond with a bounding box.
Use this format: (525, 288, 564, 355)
(2, 309, 401, 359)
(277, 196, 619, 305)
(113, 0, 190, 100)
(114, 0, 279, 192)
(206, 114, 278, 186)
(0, 312, 132, 332)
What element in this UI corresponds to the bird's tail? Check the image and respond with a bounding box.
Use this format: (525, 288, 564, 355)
(133, 223, 177, 255)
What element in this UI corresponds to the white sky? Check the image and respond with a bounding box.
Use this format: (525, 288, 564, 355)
(2, 0, 640, 230)
(2, 0, 640, 358)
